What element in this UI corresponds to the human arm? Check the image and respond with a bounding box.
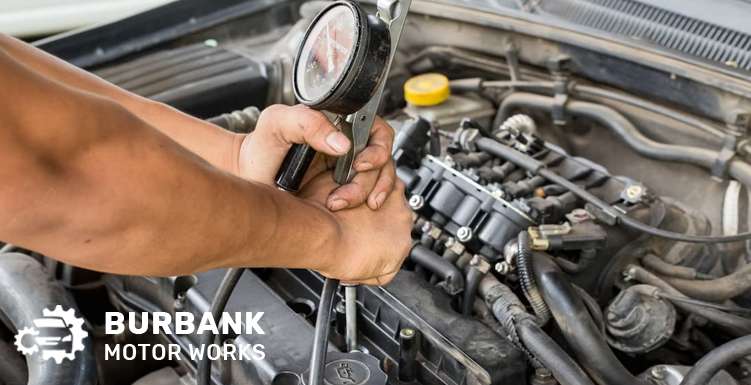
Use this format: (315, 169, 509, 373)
(0, 33, 396, 211)
(0, 33, 240, 172)
(0, 47, 411, 282)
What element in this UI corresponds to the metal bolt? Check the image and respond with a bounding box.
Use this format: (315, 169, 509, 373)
(650, 366, 665, 380)
(400, 328, 415, 338)
(174, 293, 186, 310)
(623, 267, 637, 282)
(471, 255, 491, 273)
(570, 208, 590, 221)
(420, 221, 432, 233)
(535, 368, 552, 380)
(495, 262, 511, 275)
(457, 226, 473, 242)
(490, 189, 505, 199)
(622, 184, 647, 204)
(626, 185, 643, 200)
(408, 194, 424, 210)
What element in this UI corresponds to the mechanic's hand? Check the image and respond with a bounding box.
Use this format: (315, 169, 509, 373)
(300, 170, 412, 285)
(236, 104, 396, 211)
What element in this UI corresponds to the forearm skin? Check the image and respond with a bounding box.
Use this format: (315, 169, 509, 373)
(0, 48, 338, 276)
(0, 33, 242, 174)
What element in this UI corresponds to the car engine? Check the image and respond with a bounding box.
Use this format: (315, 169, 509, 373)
(2, 1, 751, 385)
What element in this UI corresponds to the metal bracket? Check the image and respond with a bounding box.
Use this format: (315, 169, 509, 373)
(547, 56, 572, 126)
(334, 0, 412, 184)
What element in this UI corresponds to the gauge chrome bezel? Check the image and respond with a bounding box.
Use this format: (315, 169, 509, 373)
(292, 1, 390, 114)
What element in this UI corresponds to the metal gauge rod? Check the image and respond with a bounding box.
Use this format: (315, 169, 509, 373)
(344, 285, 358, 352)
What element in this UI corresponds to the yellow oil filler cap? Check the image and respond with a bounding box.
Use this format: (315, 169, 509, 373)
(404, 73, 450, 106)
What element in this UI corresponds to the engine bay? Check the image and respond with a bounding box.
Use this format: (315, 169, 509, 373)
(3, 1, 751, 385)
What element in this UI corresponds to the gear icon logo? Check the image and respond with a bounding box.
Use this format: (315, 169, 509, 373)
(14, 305, 88, 364)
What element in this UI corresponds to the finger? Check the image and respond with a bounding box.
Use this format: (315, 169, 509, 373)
(354, 117, 395, 172)
(326, 169, 379, 211)
(367, 161, 396, 210)
(241, 105, 351, 185)
(261, 104, 351, 157)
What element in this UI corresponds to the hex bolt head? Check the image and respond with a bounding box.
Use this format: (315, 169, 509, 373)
(626, 185, 643, 199)
(650, 366, 665, 380)
(571, 208, 590, 221)
(457, 226, 473, 242)
(495, 262, 510, 275)
(408, 194, 425, 210)
(399, 328, 415, 338)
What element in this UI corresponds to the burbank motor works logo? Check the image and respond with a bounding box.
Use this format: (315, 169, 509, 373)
(13, 307, 266, 363)
(14, 305, 88, 364)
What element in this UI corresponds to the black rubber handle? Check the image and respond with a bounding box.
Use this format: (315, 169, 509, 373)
(275, 143, 317, 192)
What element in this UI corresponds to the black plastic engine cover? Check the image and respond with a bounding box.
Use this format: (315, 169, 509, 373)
(105, 268, 526, 385)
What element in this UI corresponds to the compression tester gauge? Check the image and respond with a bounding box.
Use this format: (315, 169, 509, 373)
(275, 0, 411, 192)
(274, 2, 411, 385)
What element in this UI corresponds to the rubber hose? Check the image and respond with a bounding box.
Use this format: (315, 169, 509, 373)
(488, 82, 725, 141)
(309, 278, 340, 385)
(572, 85, 726, 139)
(479, 276, 594, 385)
(409, 245, 464, 295)
(641, 254, 704, 280)
(476, 137, 751, 243)
(516, 232, 551, 325)
(0, 339, 27, 385)
(462, 266, 484, 316)
(197, 268, 245, 385)
(0, 253, 96, 385)
(516, 319, 596, 385)
(531, 253, 649, 385)
(572, 285, 605, 335)
(661, 263, 751, 302)
(680, 335, 751, 385)
(625, 265, 751, 336)
(497, 92, 751, 187)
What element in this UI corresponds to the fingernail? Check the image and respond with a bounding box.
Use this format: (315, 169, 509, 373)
(326, 132, 350, 153)
(328, 198, 349, 211)
(374, 192, 387, 209)
(356, 162, 373, 171)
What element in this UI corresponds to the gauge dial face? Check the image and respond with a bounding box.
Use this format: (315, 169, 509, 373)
(294, 4, 358, 103)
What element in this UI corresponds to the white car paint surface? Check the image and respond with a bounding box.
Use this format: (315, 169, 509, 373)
(0, 0, 175, 38)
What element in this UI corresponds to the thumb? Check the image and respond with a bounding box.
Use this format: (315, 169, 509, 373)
(262, 104, 350, 156)
(239, 105, 350, 184)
